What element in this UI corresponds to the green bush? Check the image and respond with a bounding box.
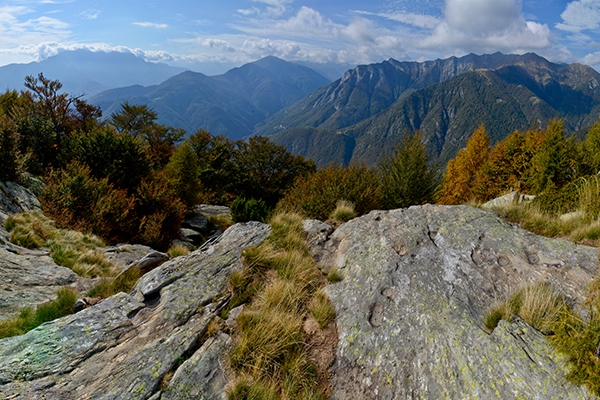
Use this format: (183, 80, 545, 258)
(231, 197, 271, 223)
(530, 179, 581, 215)
(276, 164, 382, 220)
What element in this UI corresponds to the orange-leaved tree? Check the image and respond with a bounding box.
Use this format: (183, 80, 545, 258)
(438, 124, 490, 205)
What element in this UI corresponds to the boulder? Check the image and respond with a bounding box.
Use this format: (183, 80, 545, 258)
(0, 221, 271, 399)
(0, 248, 79, 321)
(184, 213, 209, 232)
(321, 205, 596, 399)
(481, 191, 535, 210)
(0, 181, 42, 223)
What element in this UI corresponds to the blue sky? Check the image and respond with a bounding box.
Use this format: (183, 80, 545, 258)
(0, 0, 599, 74)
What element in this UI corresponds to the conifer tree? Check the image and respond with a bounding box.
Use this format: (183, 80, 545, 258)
(438, 124, 490, 204)
(379, 131, 439, 209)
(527, 119, 574, 194)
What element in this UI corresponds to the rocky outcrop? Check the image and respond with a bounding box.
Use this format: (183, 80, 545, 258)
(319, 205, 597, 399)
(0, 247, 79, 321)
(0, 221, 270, 399)
(0, 181, 42, 223)
(1, 204, 598, 399)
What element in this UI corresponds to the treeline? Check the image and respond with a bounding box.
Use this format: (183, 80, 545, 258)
(0, 74, 315, 249)
(438, 120, 600, 214)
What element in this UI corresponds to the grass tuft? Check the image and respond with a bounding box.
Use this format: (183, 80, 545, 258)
(226, 212, 333, 399)
(4, 212, 114, 278)
(329, 200, 356, 222)
(310, 291, 336, 328)
(0, 287, 78, 339)
(168, 243, 191, 258)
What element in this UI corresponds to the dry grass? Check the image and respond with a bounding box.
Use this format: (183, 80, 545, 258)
(329, 200, 356, 222)
(310, 291, 336, 329)
(167, 243, 191, 258)
(483, 281, 564, 334)
(4, 212, 115, 278)
(226, 212, 333, 399)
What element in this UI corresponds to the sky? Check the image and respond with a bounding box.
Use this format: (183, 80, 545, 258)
(0, 0, 599, 75)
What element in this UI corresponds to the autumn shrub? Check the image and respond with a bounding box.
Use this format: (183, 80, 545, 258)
(276, 164, 382, 221)
(231, 197, 271, 223)
(0, 114, 21, 181)
(134, 173, 186, 250)
(41, 161, 137, 243)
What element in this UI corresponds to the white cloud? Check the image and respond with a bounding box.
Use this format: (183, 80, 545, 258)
(354, 10, 441, 30)
(202, 38, 235, 52)
(133, 22, 168, 29)
(556, 0, 600, 32)
(420, 0, 554, 54)
(79, 8, 100, 20)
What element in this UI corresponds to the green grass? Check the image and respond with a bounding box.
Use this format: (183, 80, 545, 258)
(86, 266, 142, 299)
(4, 212, 115, 278)
(0, 287, 77, 339)
(226, 212, 333, 399)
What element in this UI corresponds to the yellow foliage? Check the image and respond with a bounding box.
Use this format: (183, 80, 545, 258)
(438, 124, 490, 204)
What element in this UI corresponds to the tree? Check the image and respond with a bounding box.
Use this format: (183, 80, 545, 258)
(12, 74, 101, 172)
(527, 119, 577, 194)
(110, 101, 184, 168)
(379, 131, 440, 209)
(438, 124, 490, 204)
(584, 120, 600, 174)
(164, 142, 201, 209)
(234, 136, 316, 207)
(0, 115, 20, 181)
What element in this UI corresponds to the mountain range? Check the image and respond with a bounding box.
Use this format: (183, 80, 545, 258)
(89, 56, 331, 140)
(0, 50, 185, 97)
(261, 52, 600, 165)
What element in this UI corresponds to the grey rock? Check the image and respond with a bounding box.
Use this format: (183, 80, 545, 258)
(115, 250, 169, 279)
(162, 332, 231, 400)
(303, 219, 333, 246)
(0, 221, 270, 399)
(180, 228, 203, 244)
(560, 211, 585, 222)
(481, 191, 535, 210)
(323, 205, 596, 399)
(0, 181, 42, 223)
(0, 248, 79, 321)
(194, 204, 230, 217)
(184, 214, 209, 232)
(103, 244, 159, 270)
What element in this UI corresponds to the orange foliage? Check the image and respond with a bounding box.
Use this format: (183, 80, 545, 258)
(438, 124, 490, 204)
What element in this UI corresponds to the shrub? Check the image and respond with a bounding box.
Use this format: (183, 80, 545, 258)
(276, 164, 382, 221)
(0, 114, 21, 181)
(579, 175, 600, 219)
(231, 197, 271, 223)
